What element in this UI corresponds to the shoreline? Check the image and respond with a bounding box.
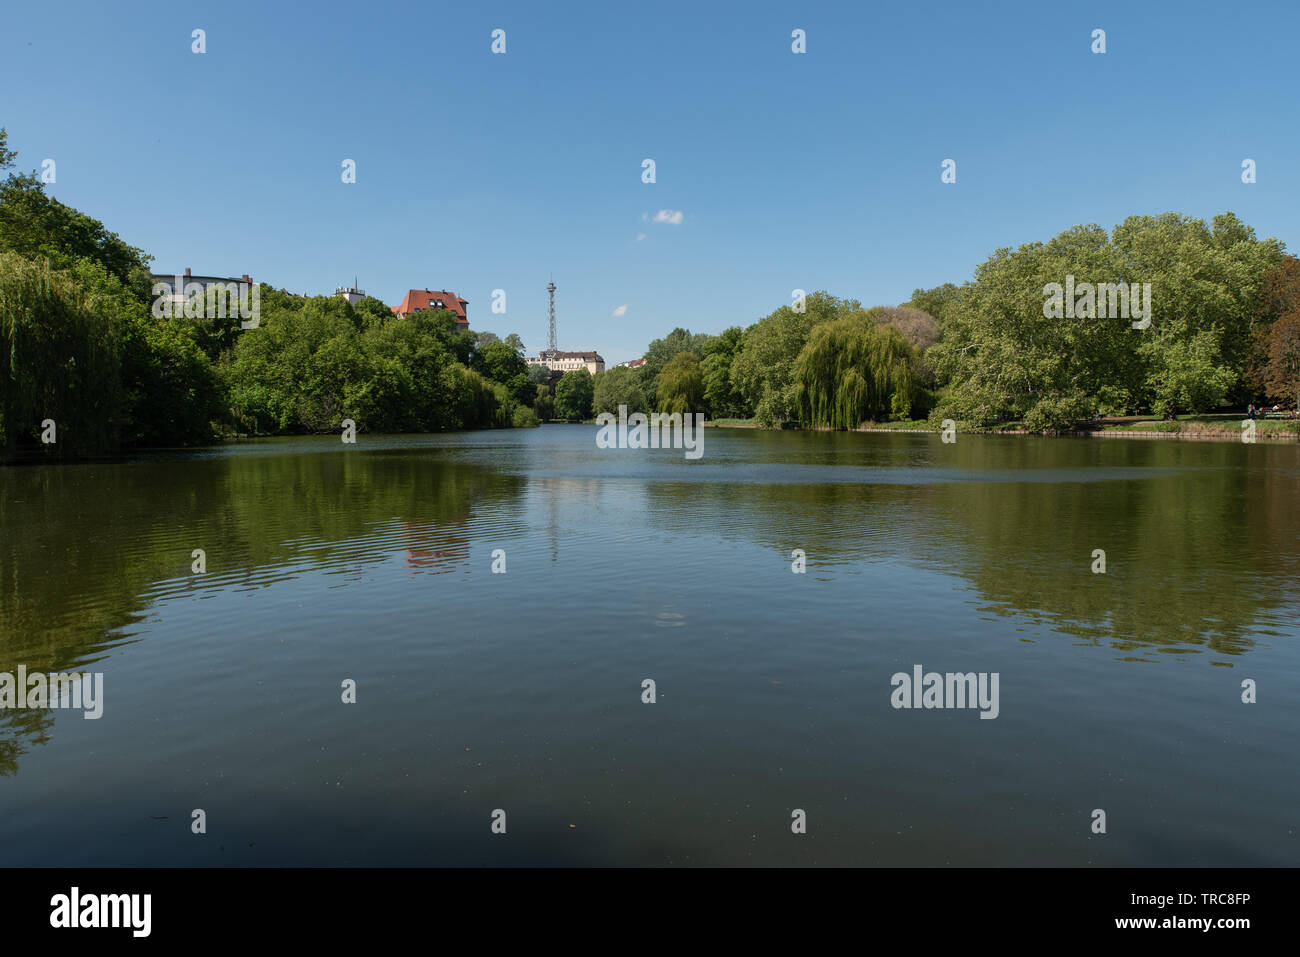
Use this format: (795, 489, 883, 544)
(705, 421, 1300, 442)
(854, 427, 1300, 442)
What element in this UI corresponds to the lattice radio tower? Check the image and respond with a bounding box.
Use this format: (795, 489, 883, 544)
(546, 276, 557, 356)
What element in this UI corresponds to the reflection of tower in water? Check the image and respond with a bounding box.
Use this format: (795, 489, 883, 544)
(549, 483, 558, 563)
(538, 475, 606, 564)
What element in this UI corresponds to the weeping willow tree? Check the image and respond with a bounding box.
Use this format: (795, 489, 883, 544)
(792, 319, 919, 428)
(0, 253, 123, 459)
(656, 351, 705, 415)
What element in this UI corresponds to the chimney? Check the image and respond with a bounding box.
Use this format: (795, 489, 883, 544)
(241, 274, 250, 283)
(184, 267, 191, 277)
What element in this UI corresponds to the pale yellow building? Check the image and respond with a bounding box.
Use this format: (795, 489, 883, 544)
(527, 351, 605, 376)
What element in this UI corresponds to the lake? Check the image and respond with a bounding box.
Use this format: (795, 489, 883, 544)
(1, 425, 1297, 865)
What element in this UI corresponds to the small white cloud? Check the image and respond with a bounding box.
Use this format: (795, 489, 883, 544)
(636, 233, 646, 241)
(640, 212, 648, 222)
(652, 209, 684, 225)
(610, 304, 628, 317)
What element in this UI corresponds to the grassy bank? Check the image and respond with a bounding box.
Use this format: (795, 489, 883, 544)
(703, 413, 1300, 441)
(703, 418, 761, 428)
(1090, 414, 1300, 438)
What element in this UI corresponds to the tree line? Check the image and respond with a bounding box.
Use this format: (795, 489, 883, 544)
(551, 296, 945, 427)
(6, 121, 1298, 449)
(0, 129, 539, 460)
(576, 211, 1299, 432)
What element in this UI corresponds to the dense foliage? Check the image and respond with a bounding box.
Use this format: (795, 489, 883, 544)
(655, 352, 704, 416)
(592, 365, 648, 416)
(928, 213, 1282, 429)
(219, 292, 519, 434)
(553, 368, 594, 421)
(793, 320, 922, 427)
(617, 212, 1289, 432)
(5, 118, 1294, 447)
(1251, 255, 1300, 413)
(0, 129, 537, 459)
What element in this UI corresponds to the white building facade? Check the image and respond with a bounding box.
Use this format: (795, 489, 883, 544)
(527, 351, 605, 376)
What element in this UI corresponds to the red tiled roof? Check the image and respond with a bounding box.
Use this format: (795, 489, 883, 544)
(392, 289, 469, 323)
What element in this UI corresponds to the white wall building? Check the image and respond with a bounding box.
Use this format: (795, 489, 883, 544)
(150, 267, 253, 312)
(527, 351, 605, 376)
(335, 283, 366, 305)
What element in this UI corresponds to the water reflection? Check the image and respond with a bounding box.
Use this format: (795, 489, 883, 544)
(0, 440, 527, 771)
(639, 432, 1300, 660)
(2, 428, 1297, 784)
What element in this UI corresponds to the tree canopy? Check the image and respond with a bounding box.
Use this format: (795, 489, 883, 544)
(554, 368, 594, 421)
(656, 352, 705, 415)
(0, 130, 539, 456)
(929, 213, 1282, 429)
(793, 319, 921, 428)
(593, 365, 648, 415)
(730, 291, 865, 426)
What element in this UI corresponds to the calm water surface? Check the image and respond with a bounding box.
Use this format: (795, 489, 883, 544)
(1, 426, 1297, 865)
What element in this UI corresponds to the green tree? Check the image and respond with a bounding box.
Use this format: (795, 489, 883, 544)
(792, 319, 920, 428)
(222, 292, 366, 433)
(121, 309, 225, 445)
(641, 327, 712, 405)
(0, 128, 17, 171)
(0, 130, 529, 448)
(533, 384, 555, 421)
(0, 253, 123, 458)
(512, 404, 541, 428)
(928, 224, 1134, 428)
(350, 295, 396, 329)
(1118, 212, 1282, 415)
(700, 326, 750, 418)
(592, 366, 648, 415)
(925, 214, 1282, 429)
(554, 368, 594, 420)
(473, 339, 530, 403)
(730, 291, 863, 426)
(655, 352, 705, 415)
(0, 172, 149, 288)
(1148, 332, 1238, 418)
(446, 365, 502, 429)
(906, 283, 965, 331)
(0, 131, 221, 450)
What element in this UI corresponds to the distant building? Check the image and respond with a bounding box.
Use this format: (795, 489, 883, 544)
(335, 282, 366, 305)
(151, 267, 253, 312)
(615, 357, 645, 370)
(528, 351, 605, 376)
(393, 288, 469, 328)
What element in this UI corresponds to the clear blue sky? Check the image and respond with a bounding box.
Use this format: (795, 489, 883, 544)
(3, 0, 1296, 363)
